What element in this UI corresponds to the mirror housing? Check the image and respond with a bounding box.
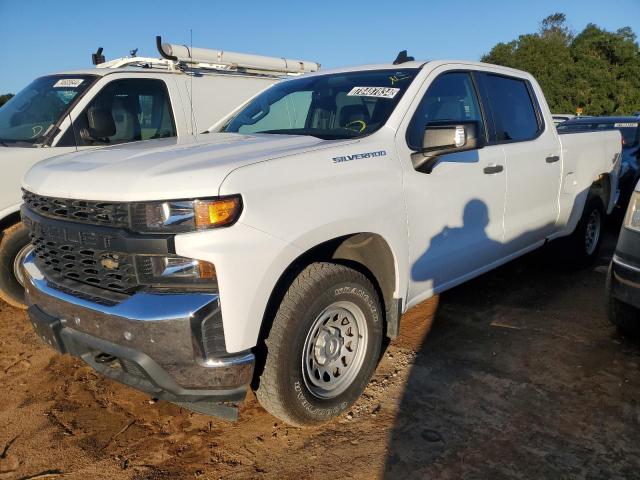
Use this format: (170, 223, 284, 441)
(86, 106, 116, 138)
(411, 121, 484, 173)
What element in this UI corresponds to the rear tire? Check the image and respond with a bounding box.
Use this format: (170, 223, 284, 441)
(255, 262, 383, 427)
(560, 194, 604, 265)
(0, 223, 31, 309)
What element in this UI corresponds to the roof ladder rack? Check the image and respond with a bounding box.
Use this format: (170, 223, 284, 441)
(155, 36, 320, 76)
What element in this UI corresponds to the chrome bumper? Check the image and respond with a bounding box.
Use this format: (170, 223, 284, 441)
(23, 252, 254, 419)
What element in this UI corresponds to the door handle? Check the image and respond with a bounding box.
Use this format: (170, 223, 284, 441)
(483, 164, 504, 174)
(546, 155, 560, 163)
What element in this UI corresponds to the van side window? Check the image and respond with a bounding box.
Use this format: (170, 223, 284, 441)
(406, 72, 484, 151)
(482, 74, 541, 142)
(69, 79, 176, 147)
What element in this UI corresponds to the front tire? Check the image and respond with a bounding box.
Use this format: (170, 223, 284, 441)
(255, 262, 383, 427)
(0, 223, 31, 309)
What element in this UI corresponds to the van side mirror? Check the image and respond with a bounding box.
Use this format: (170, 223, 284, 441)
(412, 121, 484, 173)
(86, 106, 115, 138)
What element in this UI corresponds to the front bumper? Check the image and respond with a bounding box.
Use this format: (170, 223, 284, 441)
(610, 254, 640, 311)
(23, 252, 254, 420)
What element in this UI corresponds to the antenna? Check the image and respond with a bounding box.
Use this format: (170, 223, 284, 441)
(393, 50, 414, 65)
(92, 47, 105, 65)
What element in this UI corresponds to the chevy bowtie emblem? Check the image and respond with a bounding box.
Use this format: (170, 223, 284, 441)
(100, 254, 120, 270)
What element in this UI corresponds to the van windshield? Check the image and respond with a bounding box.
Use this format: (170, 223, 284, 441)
(222, 69, 418, 140)
(0, 75, 96, 146)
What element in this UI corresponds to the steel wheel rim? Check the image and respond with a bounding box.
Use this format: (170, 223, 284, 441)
(585, 209, 601, 256)
(13, 244, 33, 287)
(302, 300, 368, 399)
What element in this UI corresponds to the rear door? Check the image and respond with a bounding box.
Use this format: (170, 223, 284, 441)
(477, 72, 561, 255)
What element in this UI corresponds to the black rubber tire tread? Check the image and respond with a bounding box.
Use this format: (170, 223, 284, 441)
(609, 295, 640, 336)
(561, 194, 605, 266)
(0, 222, 30, 309)
(255, 262, 383, 427)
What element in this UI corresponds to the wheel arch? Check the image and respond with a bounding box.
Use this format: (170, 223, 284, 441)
(258, 232, 401, 348)
(590, 172, 614, 214)
(0, 210, 22, 236)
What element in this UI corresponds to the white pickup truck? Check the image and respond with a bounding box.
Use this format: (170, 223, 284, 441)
(20, 57, 621, 426)
(0, 37, 319, 308)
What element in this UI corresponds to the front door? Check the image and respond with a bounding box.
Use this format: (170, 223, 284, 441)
(399, 70, 507, 302)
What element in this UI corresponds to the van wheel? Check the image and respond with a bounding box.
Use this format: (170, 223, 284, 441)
(561, 194, 604, 265)
(255, 262, 383, 427)
(0, 223, 31, 309)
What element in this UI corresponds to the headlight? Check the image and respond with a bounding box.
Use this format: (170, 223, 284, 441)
(130, 196, 242, 233)
(624, 191, 640, 232)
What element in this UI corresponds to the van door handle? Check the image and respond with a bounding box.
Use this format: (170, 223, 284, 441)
(483, 164, 504, 174)
(546, 155, 560, 163)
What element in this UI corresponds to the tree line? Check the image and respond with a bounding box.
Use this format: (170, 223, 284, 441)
(482, 13, 640, 116)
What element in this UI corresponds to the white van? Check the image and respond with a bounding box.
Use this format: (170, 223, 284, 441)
(0, 37, 319, 307)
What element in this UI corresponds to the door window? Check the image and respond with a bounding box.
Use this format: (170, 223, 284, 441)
(482, 74, 541, 142)
(66, 79, 176, 147)
(406, 72, 484, 151)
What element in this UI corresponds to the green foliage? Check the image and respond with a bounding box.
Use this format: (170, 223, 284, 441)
(482, 13, 640, 115)
(0, 94, 13, 108)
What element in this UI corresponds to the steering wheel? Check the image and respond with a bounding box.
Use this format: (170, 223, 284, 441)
(343, 119, 367, 133)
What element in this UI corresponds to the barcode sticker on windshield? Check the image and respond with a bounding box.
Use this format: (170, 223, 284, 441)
(53, 79, 84, 88)
(614, 122, 638, 128)
(347, 86, 400, 99)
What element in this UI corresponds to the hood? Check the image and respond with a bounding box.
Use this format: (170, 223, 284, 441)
(23, 133, 344, 201)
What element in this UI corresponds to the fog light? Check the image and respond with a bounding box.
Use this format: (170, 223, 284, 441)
(137, 255, 217, 286)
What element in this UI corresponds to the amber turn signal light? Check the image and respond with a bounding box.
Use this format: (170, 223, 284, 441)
(194, 196, 242, 228)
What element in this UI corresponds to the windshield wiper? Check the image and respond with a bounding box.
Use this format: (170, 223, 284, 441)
(255, 130, 324, 139)
(254, 129, 361, 140)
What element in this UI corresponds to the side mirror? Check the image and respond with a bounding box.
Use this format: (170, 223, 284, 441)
(412, 121, 484, 173)
(86, 106, 115, 138)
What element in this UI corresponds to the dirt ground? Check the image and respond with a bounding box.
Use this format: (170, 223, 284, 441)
(1, 228, 639, 479)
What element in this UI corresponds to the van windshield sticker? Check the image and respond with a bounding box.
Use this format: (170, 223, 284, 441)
(53, 79, 84, 88)
(614, 123, 638, 128)
(347, 87, 400, 99)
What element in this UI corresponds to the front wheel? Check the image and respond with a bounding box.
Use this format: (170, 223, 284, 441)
(255, 262, 383, 427)
(0, 223, 31, 309)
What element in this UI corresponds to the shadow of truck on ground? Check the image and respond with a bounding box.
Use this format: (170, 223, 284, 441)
(384, 213, 640, 478)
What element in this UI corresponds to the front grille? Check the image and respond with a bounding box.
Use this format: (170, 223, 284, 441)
(23, 190, 129, 228)
(31, 233, 139, 294)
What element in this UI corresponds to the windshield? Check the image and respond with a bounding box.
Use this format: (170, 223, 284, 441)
(0, 75, 96, 145)
(222, 69, 418, 140)
(557, 120, 639, 147)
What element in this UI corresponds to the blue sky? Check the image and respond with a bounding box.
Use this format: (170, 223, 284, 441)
(0, 0, 638, 93)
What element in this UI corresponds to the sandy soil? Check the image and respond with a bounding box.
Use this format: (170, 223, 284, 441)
(1, 232, 639, 479)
